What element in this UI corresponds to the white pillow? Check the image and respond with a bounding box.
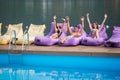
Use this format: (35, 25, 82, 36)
(28, 24, 46, 37)
(5, 23, 23, 37)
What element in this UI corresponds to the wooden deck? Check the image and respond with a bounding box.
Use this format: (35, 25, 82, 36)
(0, 45, 120, 57)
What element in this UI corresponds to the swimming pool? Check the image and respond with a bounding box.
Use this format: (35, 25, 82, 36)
(0, 53, 120, 80)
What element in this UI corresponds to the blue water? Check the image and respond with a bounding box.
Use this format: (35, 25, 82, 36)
(0, 66, 120, 80)
(0, 53, 120, 80)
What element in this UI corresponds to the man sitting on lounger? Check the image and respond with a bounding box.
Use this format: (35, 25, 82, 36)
(60, 16, 85, 43)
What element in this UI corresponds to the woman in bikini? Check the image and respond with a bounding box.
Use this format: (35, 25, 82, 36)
(86, 13, 107, 39)
(50, 15, 66, 39)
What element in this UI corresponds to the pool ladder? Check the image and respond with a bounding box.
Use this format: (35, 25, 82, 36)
(8, 29, 17, 51)
(8, 26, 30, 65)
(8, 29, 22, 65)
(22, 26, 30, 51)
(8, 27, 30, 80)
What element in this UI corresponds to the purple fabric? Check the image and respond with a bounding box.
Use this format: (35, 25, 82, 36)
(82, 37, 104, 46)
(104, 26, 120, 47)
(58, 24, 87, 46)
(46, 22, 68, 38)
(34, 36, 59, 46)
(88, 25, 108, 40)
(113, 26, 120, 31)
(81, 25, 108, 46)
(34, 22, 67, 46)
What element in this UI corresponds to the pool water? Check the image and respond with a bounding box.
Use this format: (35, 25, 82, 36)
(0, 66, 120, 80)
(0, 53, 120, 80)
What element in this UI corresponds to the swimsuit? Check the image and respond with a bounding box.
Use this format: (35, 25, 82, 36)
(57, 30, 62, 38)
(91, 29, 98, 35)
(68, 35, 73, 38)
(91, 29, 99, 38)
(91, 29, 97, 34)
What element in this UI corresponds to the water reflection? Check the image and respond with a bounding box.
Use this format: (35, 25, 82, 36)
(25, 0, 34, 15)
(0, 0, 120, 36)
(42, 0, 47, 22)
(0, 67, 120, 80)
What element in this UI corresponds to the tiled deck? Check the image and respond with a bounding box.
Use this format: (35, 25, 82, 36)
(0, 45, 120, 57)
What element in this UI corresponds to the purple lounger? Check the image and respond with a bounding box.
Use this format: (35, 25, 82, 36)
(58, 24, 87, 46)
(81, 26, 108, 46)
(34, 22, 67, 46)
(104, 26, 120, 48)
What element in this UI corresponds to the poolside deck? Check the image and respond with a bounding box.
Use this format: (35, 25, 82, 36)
(0, 45, 120, 57)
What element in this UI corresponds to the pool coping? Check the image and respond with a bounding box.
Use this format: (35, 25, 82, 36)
(0, 45, 120, 57)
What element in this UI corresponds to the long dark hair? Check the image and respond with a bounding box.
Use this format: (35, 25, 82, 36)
(74, 25, 78, 28)
(92, 22, 99, 29)
(74, 25, 79, 32)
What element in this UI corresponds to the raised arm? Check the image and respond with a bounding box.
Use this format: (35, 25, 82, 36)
(61, 18, 66, 29)
(99, 14, 107, 31)
(53, 15, 57, 31)
(86, 13, 92, 31)
(66, 16, 73, 34)
(79, 16, 84, 34)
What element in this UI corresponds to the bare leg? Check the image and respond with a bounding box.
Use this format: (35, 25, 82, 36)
(50, 33, 58, 39)
(60, 36, 68, 43)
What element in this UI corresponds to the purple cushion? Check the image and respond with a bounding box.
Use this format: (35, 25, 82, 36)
(88, 25, 108, 40)
(34, 36, 59, 46)
(34, 22, 67, 46)
(82, 25, 108, 46)
(114, 26, 120, 31)
(113, 26, 120, 35)
(58, 24, 87, 46)
(82, 37, 104, 46)
(104, 26, 120, 47)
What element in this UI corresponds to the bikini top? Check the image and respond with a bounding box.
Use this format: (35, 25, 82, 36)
(91, 29, 98, 34)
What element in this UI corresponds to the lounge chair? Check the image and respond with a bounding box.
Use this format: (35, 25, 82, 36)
(16, 24, 46, 45)
(104, 26, 120, 47)
(58, 24, 87, 46)
(81, 25, 108, 46)
(0, 23, 23, 45)
(34, 22, 67, 46)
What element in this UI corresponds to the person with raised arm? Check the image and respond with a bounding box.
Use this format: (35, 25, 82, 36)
(86, 13, 107, 39)
(60, 16, 85, 44)
(50, 15, 66, 39)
